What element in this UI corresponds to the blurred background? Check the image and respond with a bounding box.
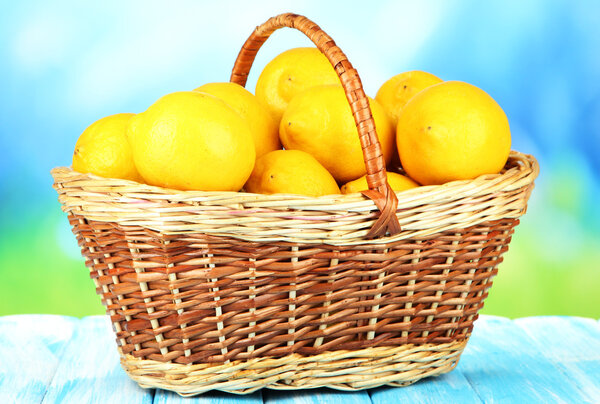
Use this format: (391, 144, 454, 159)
(1, 0, 598, 318)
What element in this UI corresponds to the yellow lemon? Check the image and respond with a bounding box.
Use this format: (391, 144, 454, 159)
(194, 82, 280, 158)
(255, 47, 339, 123)
(341, 172, 419, 194)
(375, 71, 442, 127)
(397, 81, 511, 185)
(127, 91, 255, 191)
(280, 84, 395, 184)
(245, 150, 340, 196)
(72, 113, 142, 182)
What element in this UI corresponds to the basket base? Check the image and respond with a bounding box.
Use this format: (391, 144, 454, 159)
(120, 340, 467, 396)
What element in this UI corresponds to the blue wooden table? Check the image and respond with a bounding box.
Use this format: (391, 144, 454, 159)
(1, 315, 599, 403)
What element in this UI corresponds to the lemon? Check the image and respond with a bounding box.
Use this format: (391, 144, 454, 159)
(127, 91, 255, 191)
(280, 84, 395, 184)
(375, 71, 442, 127)
(341, 172, 419, 194)
(194, 82, 280, 158)
(397, 81, 511, 185)
(72, 113, 142, 182)
(245, 150, 340, 196)
(255, 47, 339, 123)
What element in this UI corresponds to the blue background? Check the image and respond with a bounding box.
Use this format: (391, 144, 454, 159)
(1, 0, 599, 317)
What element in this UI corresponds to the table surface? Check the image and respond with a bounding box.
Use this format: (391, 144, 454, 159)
(0, 314, 599, 404)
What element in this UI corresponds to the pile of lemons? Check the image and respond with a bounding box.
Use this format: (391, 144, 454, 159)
(73, 47, 511, 196)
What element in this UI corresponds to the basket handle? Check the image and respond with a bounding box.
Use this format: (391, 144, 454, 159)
(230, 13, 400, 238)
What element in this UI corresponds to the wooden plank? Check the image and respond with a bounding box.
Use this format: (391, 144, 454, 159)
(154, 389, 263, 404)
(41, 315, 153, 404)
(370, 371, 482, 404)
(514, 316, 600, 361)
(515, 316, 600, 402)
(0, 315, 78, 404)
(264, 388, 371, 404)
(4, 314, 598, 403)
(554, 360, 600, 403)
(458, 315, 593, 403)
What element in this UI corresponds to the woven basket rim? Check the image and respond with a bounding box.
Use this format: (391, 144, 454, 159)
(52, 150, 537, 245)
(51, 150, 538, 203)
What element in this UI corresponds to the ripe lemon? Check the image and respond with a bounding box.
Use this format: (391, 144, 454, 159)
(72, 113, 142, 182)
(245, 150, 340, 196)
(255, 47, 339, 123)
(341, 172, 419, 194)
(375, 71, 442, 127)
(127, 91, 255, 191)
(397, 81, 511, 185)
(194, 82, 280, 158)
(280, 84, 395, 184)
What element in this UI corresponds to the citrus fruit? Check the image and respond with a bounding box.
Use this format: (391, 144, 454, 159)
(194, 82, 280, 158)
(396, 81, 511, 185)
(127, 91, 255, 191)
(375, 71, 442, 127)
(280, 84, 395, 183)
(245, 150, 340, 196)
(255, 47, 339, 123)
(72, 113, 142, 182)
(341, 172, 419, 194)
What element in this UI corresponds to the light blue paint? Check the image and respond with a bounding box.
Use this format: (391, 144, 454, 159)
(557, 360, 600, 402)
(40, 316, 153, 404)
(515, 316, 600, 401)
(0, 315, 78, 404)
(458, 316, 595, 403)
(370, 370, 482, 404)
(154, 389, 263, 404)
(263, 388, 371, 404)
(514, 316, 600, 361)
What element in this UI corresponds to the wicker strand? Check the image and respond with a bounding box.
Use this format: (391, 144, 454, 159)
(313, 255, 338, 348)
(125, 243, 142, 352)
(366, 247, 388, 340)
(81, 218, 128, 349)
(423, 233, 460, 338)
(452, 232, 486, 337)
(208, 253, 230, 363)
(247, 258, 257, 354)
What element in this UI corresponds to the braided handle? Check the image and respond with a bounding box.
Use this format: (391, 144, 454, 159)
(230, 13, 400, 237)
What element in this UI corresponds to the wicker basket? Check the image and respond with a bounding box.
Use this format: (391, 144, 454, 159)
(51, 13, 539, 396)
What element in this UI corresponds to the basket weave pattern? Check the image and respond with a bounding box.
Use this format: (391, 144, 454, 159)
(71, 216, 516, 363)
(51, 12, 539, 396)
